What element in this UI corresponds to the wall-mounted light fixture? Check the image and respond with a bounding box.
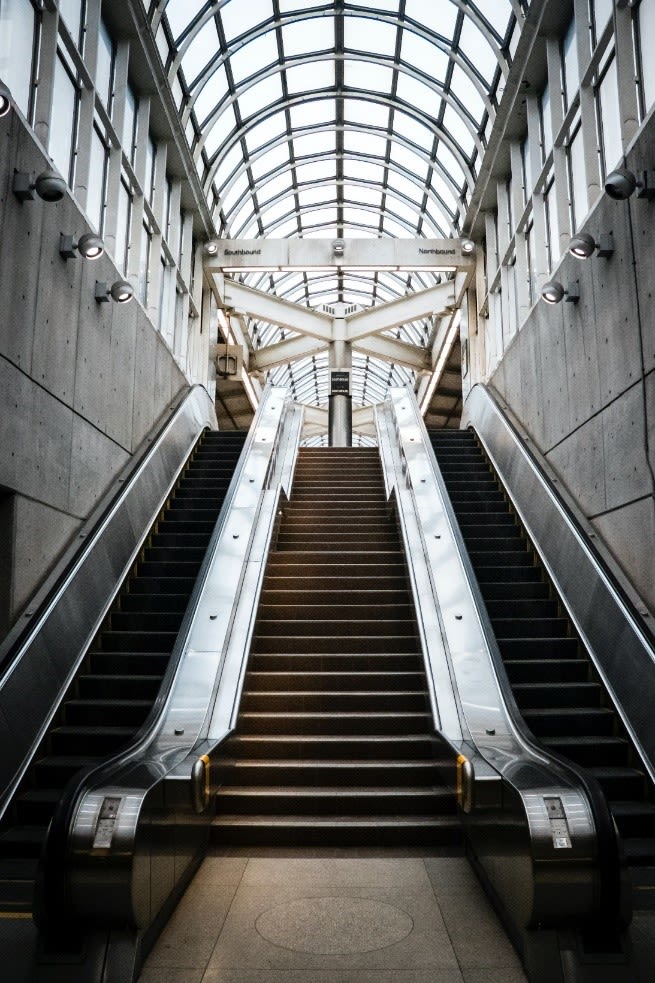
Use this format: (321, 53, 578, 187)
(59, 232, 104, 261)
(541, 280, 580, 305)
(95, 280, 135, 304)
(461, 238, 475, 255)
(204, 241, 219, 256)
(0, 81, 12, 118)
(13, 168, 66, 203)
(605, 167, 655, 201)
(568, 232, 614, 260)
(332, 238, 346, 257)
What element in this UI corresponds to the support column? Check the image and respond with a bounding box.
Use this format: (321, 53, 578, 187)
(328, 315, 352, 447)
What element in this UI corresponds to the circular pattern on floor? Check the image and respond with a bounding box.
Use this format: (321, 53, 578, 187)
(255, 896, 414, 954)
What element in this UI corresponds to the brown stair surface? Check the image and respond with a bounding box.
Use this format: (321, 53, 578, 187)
(213, 447, 459, 846)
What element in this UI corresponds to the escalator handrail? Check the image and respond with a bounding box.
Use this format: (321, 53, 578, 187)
(35, 385, 297, 935)
(384, 386, 627, 931)
(0, 385, 217, 823)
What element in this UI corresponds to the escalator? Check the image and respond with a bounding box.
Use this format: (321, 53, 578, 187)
(0, 429, 246, 918)
(214, 447, 459, 846)
(429, 426, 655, 910)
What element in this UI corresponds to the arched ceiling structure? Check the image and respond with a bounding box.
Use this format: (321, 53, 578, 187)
(142, 0, 527, 432)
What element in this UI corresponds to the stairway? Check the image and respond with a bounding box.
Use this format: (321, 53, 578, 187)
(213, 447, 459, 846)
(0, 429, 246, 915)
(429, 427, 655, 909)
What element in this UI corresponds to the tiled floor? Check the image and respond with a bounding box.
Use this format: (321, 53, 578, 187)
(137, 847, 528, 983)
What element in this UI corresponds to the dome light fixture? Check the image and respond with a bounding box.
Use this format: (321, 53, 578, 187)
(95, 280, 135, 304)
(461, 238, 475, 255)
(0, 81, 12, 117)
(604, 167, 655, 201)
(541, 280, 580, 305)
(332, 238, 346, 256)
(204, 240, 219, 256)
(13, 168, 67, 203)
(59, 232, 104, 261)
(568, 231, 614, 260)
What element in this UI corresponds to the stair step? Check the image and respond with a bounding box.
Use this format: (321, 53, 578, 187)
(224, 735, 437, 759)
(240, 691, 428, 713)
(251, 636, 420, 654)
(210, 815, 461, 847)
(215, 786, 452, 815)
(237, 712, 433, 735)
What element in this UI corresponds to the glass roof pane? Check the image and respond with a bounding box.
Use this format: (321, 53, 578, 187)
(257, 169, 294, 200)
(295, 160, 336, 182)
(303, 225, 339, 238)
(237, 73, 284, 118)
(244, 110, 287, 153)
(344, 17, 398, 56)
(286, 60, 335, 93)
(344, 184, 383, 206)
(221, 171, 250, 211)
(389, 141, 428, 175)
(228, 31, 278, 84)
(386, 170, 420, 201)
(181, 19, 219, 82)
(165, 0, 206, 41)
(289, 99, 336, 129)
(220, 0, 274, 42)
(260, 196, 294, 224)
(344, 98, 391, 129)
(282, 16, 335, 55)
(345, 160, 385, 183)
(215, 143, 244, 187)
(346, 0, 400, 11)
(395, 73, 437, 116)
(194, 65, 229, 122)
(459, 17, 498, 80)
(393, 110, 433, 148)
(229, 198, 255, 233)
(293, 131, 336, 157)
(443, 105, 476, 158)
(400, 30, 449, 82)
(343, 60, 395, 93)
(436, 143, 466, 188)
(203, 103, 236, 157)
(343, 131, 388, 157)
(344, 205, 380, 227)
(298, 185, 333, 207)
(250, 142, 290, 179)
(404, 0, 457, 40)
(300, 207, 338, 227)
(450, 65, 486, 123)
(470, 0, 512, 38)
(268, 217, 299, 237)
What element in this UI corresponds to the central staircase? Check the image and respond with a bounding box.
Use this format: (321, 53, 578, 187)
(213, 446, 459, 846)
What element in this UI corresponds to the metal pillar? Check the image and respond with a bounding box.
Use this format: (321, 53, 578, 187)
(328, 316, 352, 447)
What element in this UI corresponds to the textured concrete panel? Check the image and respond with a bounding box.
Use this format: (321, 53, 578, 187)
(591, 243, 641, 405)
(106, 296, 138, 448)
(518, 307, 545, 448)
(131, 317, 158, 448)
(0, 355, 36, 494)
(593, 497, 655, 614)
(10, 496, 79, 618)
(68, 414, 130, 518)
(535, 302, 570, 449)
(602, 384, 651, 511)
(562, 258, 602, 429)
(31, 382, 74, 512)
(546, 413, 606, 517)
(73, 285, 115, 433)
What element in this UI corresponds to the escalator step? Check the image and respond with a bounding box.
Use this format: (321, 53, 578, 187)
(541, 735, 630, 766)
(497, 637, 580, 659)
(120, 593, 188, 613)
(129, 576, 196, 595)
(504, 659, 589, 684)
(13, 788, 63, 824)
(492, 618, 571, 638)
(585, 766, 646, 800)
(89, 651, 171, 674)
(97, 631, 178, 652)
(511, 681, 602, 709)
(33, 755, 102, 785)
(49, 725, 138, 755)
(0, 826, 49, 859)
(63, 699, 152, 726)
(109, 611, 184, 632)
(77, 674, 164, 699)
(474, 566, 542, 583)
(480, 581, 549, 600)
(520, 706, 615, 736)
(609, 801, 655, 838)
(485, 599, 560, 619)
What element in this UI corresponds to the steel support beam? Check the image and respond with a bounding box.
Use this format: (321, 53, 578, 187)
(353, 334, 429, 371)
(345, 283, 455, 342)
(222, 280, 333, 342)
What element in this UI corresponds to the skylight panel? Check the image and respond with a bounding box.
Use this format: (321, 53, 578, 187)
(395, 72, 437, 117)
(215, 143, 245, 189)
(181, 19, 220, 83)
(238, 73, 284, 119)
(347, 0, 400, 12)
(436, 143, 466, 188)
(194, 65, 229, 123)
(343, 130, 388, 158)
(393, 110, 432, 148)
(404, 0, 457, 40)
(274, 271, 304, 291)
(286, 60, 335, 93)
(298, 185, 334, 208)
(343, 205, 379, 228)
(229, 198, 256, 235)
(342, 226, 380, 239)
(221, 171, 251, 213)
(303, 226, 339, 239)
(250, 141, 291, 179)
(220, 0, 273, 42)
(443, 105, 476, 158)
(449, 65, 486, 122)
(279, 0, 325, 11)
(469, 0, 512, 38)
(345, 160, 385, 183)
(389, 140, 428, 176)
(300, 207, 338, 228)
(386, 170, 420, 202)
(343, 183, 383, 207)
(292, 131, 336, 158)
(203, 103, 236, 158)
(244, 111, 287, 154)
(260, 196, 295, 225)
(295, 160, 336, 183)
(269, 217, 300, 237)
(344, 98, 391, 129)
(289, 99, 335, 129)
(399, 29, 449, 82)
(344, 16, 397, 57)
(387, 194, 421, 228)
(343, 60, 395, 94)
(459, 17, 498, 81)
(229, 31, 278, 84)
(258, 169, 294, 201)
(282, 16, 335, 56)
(165, 0, 206, 41)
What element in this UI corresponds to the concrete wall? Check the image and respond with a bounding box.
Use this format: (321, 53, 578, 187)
(484, 114, 655, 614)
(0, 113, 189, 636)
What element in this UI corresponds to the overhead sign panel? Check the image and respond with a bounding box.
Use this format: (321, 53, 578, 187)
(205, 239, 474, 272)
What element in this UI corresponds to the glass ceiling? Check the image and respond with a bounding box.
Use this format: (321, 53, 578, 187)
(145, 0, 524, 413)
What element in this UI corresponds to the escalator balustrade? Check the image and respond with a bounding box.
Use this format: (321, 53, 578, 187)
(429, 427, 655, 909)
(0, 429, 246, 916)
(214, 447, 459, 846)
